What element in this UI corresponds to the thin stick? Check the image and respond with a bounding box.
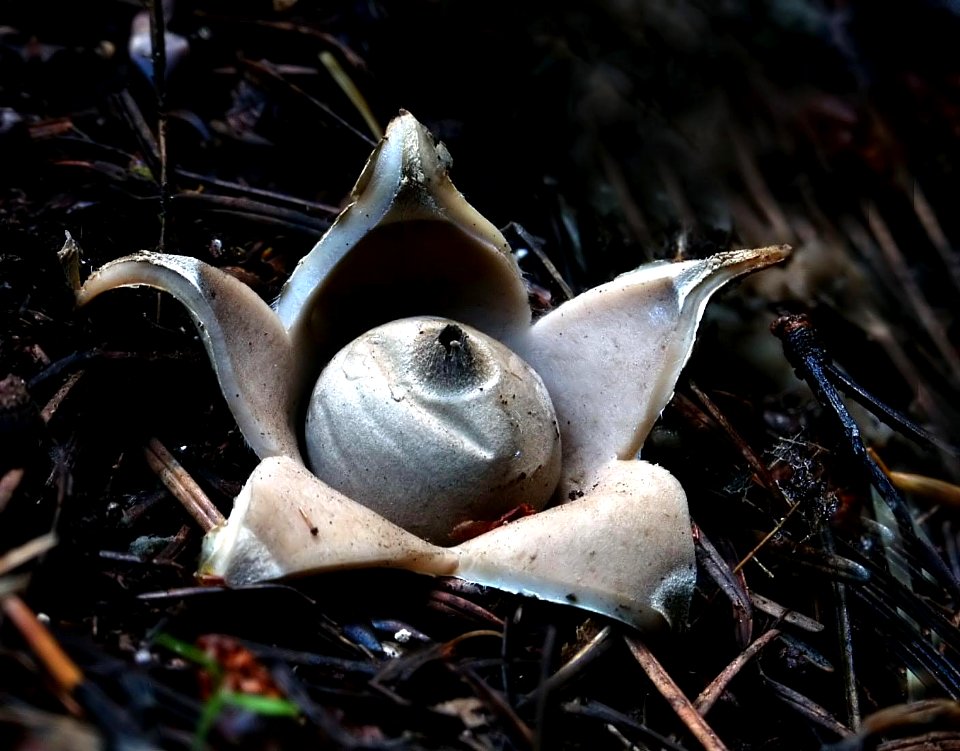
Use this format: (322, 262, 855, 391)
(870, 448, 960, 507)
(205, 16, 366, 67)
(864, 200, 960, 382)
(143, 438, 224, 531)
(824, 530, 861, 729)
(40, 371, 84, 423)
(889, 471, 960, 508)
(763, 673, 853, 737)
(1, 595, 83, 693)
(519, 626, 612, 708)
(733, 499, 803, 574)
(827, 363, 958, 455)
(176, 169, 339, 215)
(172, 192, 331, 234)
(0, 533, 58, 576)
(749, 593, 824, 633)
(319, 51, 382, 140)
(533, 624, 557, 751)
(113, 90, 159, 172)
(730, 125, 793, 242)
(0, 468, 24, 514)
(599, 148, 652, 250)
(427, 589, 504, 627)
(561, 699, 688, 751)
(689, 382, 793, 511)
(157, 524, 192, 561)
(693, 526, 753, 645)
(907, 179, 960, 293)
(656, 159, 698, 232)
(239, 57, 376, 147)
(503, 222, 575, 302)
(0, 575, 30, 598)
(624, 635, 730, 751)
(148, 0, 170, 250)
(458, 666, 535, 748)
(694, 628, 781, 714)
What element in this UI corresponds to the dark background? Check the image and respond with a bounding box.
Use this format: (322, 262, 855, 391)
(2, 2, 960, 749)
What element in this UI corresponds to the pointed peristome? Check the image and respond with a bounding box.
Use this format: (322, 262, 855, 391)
(275, 111, 531, 367)
(77, 253, 302, 462)
(304, 317, 562, 545)
(511, 245, 791, 497)
(200, 456, 694, 630)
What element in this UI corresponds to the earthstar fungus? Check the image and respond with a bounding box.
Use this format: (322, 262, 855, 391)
(77, 112, 789, 630)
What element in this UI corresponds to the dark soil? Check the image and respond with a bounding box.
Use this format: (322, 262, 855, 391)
(2, 2, 960, 749)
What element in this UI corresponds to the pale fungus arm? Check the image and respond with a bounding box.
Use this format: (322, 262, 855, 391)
(453, 459, 695, 630)
(274, 111, 531, 363)
(76, 252, 303, 462)
(512, 245, 791, 497)
(200, 456, 693, 630)
(200, 456, 460, 584)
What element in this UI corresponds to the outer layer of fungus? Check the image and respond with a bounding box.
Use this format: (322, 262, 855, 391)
(77, 111, 789, 629)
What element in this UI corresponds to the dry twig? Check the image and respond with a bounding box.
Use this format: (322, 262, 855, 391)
(0, 533, 57, 576)
(625, 635, 730, 751)
(143, 437, 224, 531)
(694, 628, 781, 715)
